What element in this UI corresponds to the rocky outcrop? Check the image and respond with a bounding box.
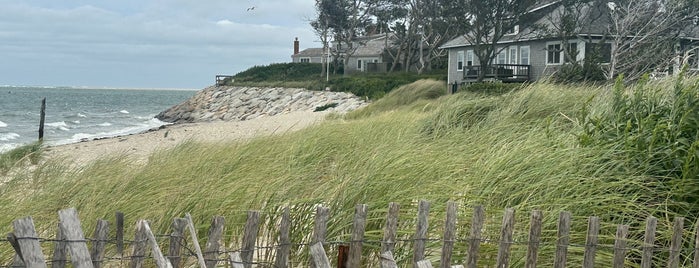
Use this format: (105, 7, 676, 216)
(156, 86, 368, 123)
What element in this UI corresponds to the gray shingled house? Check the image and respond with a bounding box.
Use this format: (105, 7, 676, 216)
(291, 33, 397, 73)
(440, 0, 699, 84)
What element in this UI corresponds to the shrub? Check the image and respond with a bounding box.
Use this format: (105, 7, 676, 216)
(231, 63, 324, 83)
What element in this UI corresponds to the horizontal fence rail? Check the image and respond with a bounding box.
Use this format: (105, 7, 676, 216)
(1, 201, 698, 267)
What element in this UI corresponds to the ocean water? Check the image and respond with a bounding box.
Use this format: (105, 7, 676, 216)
(0, 86, 197, 153)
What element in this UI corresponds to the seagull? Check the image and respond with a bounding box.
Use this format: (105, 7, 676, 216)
(247, 6, 255, 11)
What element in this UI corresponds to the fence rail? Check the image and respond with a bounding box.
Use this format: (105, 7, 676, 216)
(2, 201, 698, 267)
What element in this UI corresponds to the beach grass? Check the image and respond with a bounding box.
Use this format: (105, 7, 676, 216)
(0, 77, 698, 266)
(0, 141, 42, 175)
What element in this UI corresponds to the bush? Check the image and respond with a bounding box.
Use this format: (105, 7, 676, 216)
(328, 73, 444, 100)
(231, 63, 324, 83)
(554, 63, 606, 83)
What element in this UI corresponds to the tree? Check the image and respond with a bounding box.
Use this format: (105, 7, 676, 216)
(463, 0, 538, 81)
(606, 0, 698, 81)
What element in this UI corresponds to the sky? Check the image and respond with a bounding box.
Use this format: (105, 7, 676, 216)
(0, 0, 319, 89)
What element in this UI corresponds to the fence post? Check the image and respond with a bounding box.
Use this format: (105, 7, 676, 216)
(348, 204, 368, 268)
(310, 242, 332, 268)
(582, 216, 600, 268)
(466, 205, 484, 268)
(52, 223, 67, 268)
(525, 210, 542, 268)
(274, 207, 291, 268)
(440, 201, 457, 268)
(130, 220, 147, 268)
(90, 219, 109, 268)
(311, 206, 330, 268)
(185, 213, 207, 268)
(413, 200, 430, 267)
(613, 224, 629, 268)
(241, 211, 260, 268)
(141, 220, 173, 268)
(204, 216, 225, 268)
(229, 252, 245, 268)
(13, 216, 47, 268)
(668, 217, 684, 268)
(116, 212, 125, 256)
(495, 208, 515, 268)
(381, 251, 398, 268)
(58, 208, 93, 268)
(168, 218, 187, 268)
(7, 233, 25, 267)
(554, 211, 571, 268)
(641, 216, 657, 268)
(382, 202, 400, 254)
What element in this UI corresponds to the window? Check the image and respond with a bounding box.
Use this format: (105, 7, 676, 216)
(466, 50, 474, 66)
(300, 58, 310, 63)
(505, 25, 520, 35)
(509, 47, 518, 64)
(520, 46, 530, 65)
(373, 59, 378, 63)
(496, 50, 507, 64)
(457, 51, 465, 71)
(566, 42, 578, 63)
(547, 43, 562, 64)
(357, 59, 362, 70)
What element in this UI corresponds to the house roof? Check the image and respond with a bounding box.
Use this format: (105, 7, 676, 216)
(292, 48, 325, 58)
(353, 33, 393, 57)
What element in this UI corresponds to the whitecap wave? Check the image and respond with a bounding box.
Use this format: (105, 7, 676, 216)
(98, 122, 112, 127)
(73, 120, 81, 124)
(0, 121, 7, 128)
(0, 133, 20, 141)
(53, 118, 170, 146)
(120, 110, 129, 114)
(0, 143, 20, 153)
(77, 113, 87, 118)
(46, 121, 70, 131)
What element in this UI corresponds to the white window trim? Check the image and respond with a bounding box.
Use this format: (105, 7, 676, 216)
(509, 47, 518, 64)
(496, 49, 507, 64)
(546, 42, 563, 65)
(466, 50, 474, 66)
(357, 59, 363, 70)
(300, 57, 311, 63)
(457, 51, 465, 71)
(520, 46, 530, 65)
(505, 25, 520, 36)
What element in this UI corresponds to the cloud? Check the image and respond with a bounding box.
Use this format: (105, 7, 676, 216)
(0, 0, 317, 88)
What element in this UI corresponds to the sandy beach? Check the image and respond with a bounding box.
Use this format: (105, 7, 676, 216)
(42, 111, 328, 165)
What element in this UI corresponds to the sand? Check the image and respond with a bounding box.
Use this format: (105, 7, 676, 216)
(42, 111, 328, 165)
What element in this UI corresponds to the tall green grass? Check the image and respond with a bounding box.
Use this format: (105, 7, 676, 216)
(0, 142, 42, 175)
(0, 78, 697, 266)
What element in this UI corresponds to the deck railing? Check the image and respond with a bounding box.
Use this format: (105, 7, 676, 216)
(464, 64, 530, 82)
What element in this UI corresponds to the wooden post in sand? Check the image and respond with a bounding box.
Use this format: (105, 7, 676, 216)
(39, 97, 46, 141)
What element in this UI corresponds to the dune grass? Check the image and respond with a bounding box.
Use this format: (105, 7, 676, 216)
(0, 141, 42, 175)
(1, 77, 698, 266)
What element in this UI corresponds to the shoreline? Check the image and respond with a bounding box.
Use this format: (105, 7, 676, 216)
(42, 110, 329, 165)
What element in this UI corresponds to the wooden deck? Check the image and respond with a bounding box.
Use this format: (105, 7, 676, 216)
(464, 64, 530, 83)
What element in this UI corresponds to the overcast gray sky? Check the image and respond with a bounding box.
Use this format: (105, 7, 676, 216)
(0, 0, 318, 89)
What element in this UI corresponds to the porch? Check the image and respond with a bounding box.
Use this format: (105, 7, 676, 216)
(463, 64, 530, 83)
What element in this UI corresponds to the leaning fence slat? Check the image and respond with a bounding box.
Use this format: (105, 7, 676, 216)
(130, 220, 148, 268)
(525, 210, 543, 268)
(241, 211, 260, 268)
(185, 213, 207, 268)
(613, 224, 629, 268)
(466, 205, 484, 268)
(417, 260, 434, 268)
(90, 219, 109, 268)
(13, 216, 47, 268)
(554, 211, 571, 268)
(582, 216, 600, 268)
(495, 208, 515, 268)
(204, 216, 225, 268)
(229, 252, 245, 268)
(440, 201, 457, 268)
(310, 242, 332, 268)
(348, 204, 368, 268)
(58, 208, 93, 268)
(116, 211, 125, 256)
(168, 218, 187, 268)
(8, 233, 24, 268)
(52, 224, 67, 268)
(668, 217, 684, 268)
(694, 218, 699, 268)
(413, 200, 430, 267)
(274, 207, 291, 268)
(311, 206, 330, 268)
(382, 202, 400, 254)
(641, 216, 657, 268)
(141, 220, 173, 268)
(380, 251, 398, 268)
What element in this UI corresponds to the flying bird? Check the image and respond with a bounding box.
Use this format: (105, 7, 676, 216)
(247, 6, 255, 11)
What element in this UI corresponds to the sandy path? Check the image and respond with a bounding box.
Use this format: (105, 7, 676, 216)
(42, 111, 328, 165)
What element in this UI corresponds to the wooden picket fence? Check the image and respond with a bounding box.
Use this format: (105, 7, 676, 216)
(2, 200, 699, 267)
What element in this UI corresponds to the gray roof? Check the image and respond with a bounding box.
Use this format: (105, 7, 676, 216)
(292, 48, 325, 58)
(353, 34, 392, 57)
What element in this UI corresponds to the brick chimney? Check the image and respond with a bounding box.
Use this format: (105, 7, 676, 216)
(293, 37, 299, 55)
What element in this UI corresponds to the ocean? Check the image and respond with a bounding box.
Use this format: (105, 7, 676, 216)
(0, 86, 197, 153)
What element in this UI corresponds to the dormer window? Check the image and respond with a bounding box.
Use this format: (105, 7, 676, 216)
(505, 25, 520, 35)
